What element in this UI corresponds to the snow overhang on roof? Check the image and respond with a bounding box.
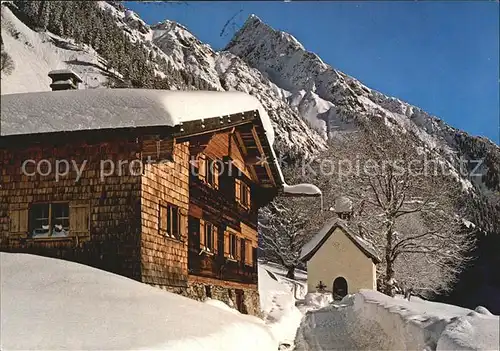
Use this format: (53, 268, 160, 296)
(0, 89, 321, 195)
(282, 184, 322, 197)
(0, 89, 274, 139)
(48, 69, 83, 83)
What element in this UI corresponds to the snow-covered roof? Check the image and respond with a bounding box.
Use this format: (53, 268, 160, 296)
(50, 79, 77, 86)
(283, 183, 322, 197)
(334, 196, 353, 213)
(300, 218, 381, 263)
(0, 89, 274, 140)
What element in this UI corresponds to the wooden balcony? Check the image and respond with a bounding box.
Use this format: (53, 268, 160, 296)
(188, 247, 257, 284)
(189, 173, 258, 229)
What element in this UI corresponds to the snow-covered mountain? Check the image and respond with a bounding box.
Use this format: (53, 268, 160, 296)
(1, 0, 498, 207)
(148, 16, 327, 155)
(5, 2, 495, 193)
(226, 15, 500, 195)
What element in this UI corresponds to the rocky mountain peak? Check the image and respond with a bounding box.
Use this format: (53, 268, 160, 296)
(233, 14, 306, 54)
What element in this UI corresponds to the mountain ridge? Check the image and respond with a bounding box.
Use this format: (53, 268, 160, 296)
(1, 1, 497, 195)
(229, 14, 499, 147)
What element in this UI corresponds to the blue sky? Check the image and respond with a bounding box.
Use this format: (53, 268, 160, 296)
(125, 1, 499, 144)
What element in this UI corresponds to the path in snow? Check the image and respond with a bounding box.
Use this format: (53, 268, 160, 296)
(294, 301, 387, 351)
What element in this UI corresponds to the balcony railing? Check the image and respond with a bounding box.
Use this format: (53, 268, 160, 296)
(188, 247, 257, 284)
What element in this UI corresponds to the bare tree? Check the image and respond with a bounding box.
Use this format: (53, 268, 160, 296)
(259, 197, 313, 280)
(304, 119, 476, 296)
(259, 161, 321, 280)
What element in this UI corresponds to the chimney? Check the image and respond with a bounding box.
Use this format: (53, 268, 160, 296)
(48, 69, 83, 91)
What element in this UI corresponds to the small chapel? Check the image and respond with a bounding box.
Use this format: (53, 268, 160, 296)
(300, 197, 381, 299)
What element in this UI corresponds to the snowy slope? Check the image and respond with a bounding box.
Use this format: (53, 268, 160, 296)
(0, 252, 276, 351)
(354, 290, 499, 351)
(258, 262, 306, 349)
(151, 20, 222, 91)
(0, 5, 117, 94)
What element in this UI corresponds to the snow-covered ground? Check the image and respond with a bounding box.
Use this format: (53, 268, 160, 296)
(258, 262, 307, 350)
(2, 253, 498, 351)
(295, 290, 500, 351)
(0, 253, 277, 351)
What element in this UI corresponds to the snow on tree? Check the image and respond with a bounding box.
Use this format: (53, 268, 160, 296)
(259, 198, 310, 280)
(259, 164, 320, 280)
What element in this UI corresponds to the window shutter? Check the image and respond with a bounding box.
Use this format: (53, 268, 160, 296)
(199, 219, 205, 246)
(246, 187, 251, 207)
(69, 203, 90, 237)
(224, 231, 230, 256)
(235, 179, 241, 203)
(178, 211, 184, 239)
(214, 163, 220, 190)
(9, 204, 28, 234)
(213, 226, 217, 253)
(247, 243, 252, 265)
(198, 154, 206, 182)
(159, 205, 167, 235)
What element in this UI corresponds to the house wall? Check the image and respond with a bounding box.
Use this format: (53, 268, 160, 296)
(188, 132, 259, 277)
(138, 134, 261, 315)
(140, 141, 190, 287)
(0, 130, 264, 315)
(307, 227, 376, 294)
(204, 132, 252, 180)
(0, 137, 143, 280)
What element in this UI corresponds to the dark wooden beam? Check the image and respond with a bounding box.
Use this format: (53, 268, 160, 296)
(174, 110, 257, 142)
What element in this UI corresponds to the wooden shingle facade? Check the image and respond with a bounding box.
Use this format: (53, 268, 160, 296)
(0, 90, 300, 315)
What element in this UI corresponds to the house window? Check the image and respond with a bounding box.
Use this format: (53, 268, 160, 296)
(236, 179, 250, 208)
(159, 203, 181, 239)
(198, 154, 219, 189)
(240, 183, 250, 207)
(229, 233, 237, 258)
(204, 222, 214, 251)
(29, 203, 69, 238)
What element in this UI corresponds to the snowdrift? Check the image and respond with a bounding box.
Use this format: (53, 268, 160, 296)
(352, 290, 499, 351)
(0, 253, 276, 351)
